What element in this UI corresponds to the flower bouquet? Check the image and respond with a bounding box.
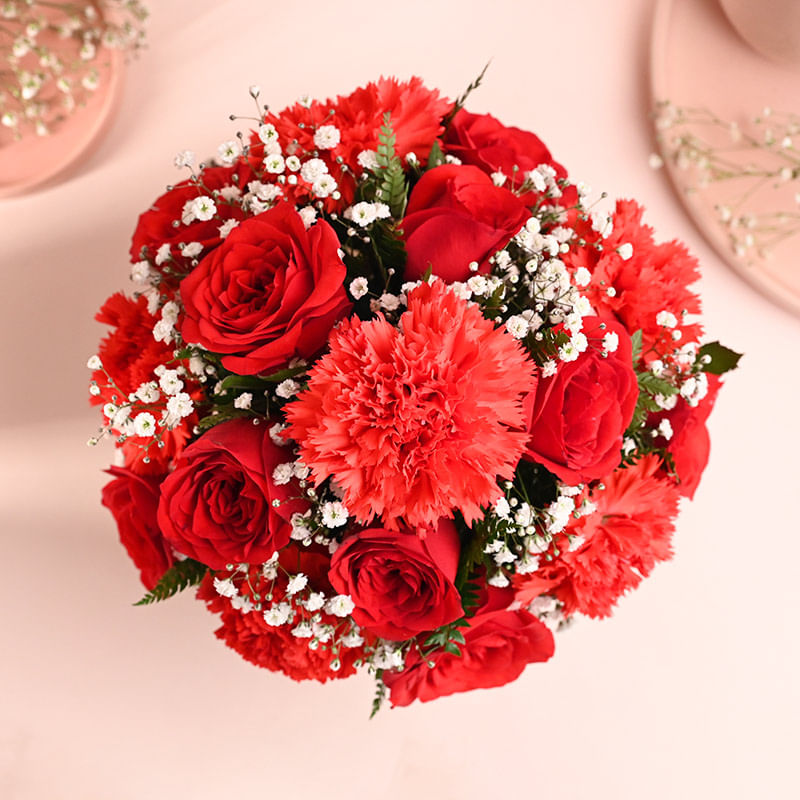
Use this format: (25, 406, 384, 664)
(88, 73, 740, 711)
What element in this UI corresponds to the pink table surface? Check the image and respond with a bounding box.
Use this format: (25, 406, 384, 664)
(1, 1, 798, 798)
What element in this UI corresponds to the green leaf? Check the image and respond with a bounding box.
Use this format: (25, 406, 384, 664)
(442, 61, 491, 130)
(376, 112, 408, 218)
(698, 341, 742, 375)
(631, 329, 643, 365)
(370, 671, 386, 719)
(134, 559, 208, 606)
(427, 140, 445, 170)
(443, 641, 462, 657)
(637, 372, 678, 397)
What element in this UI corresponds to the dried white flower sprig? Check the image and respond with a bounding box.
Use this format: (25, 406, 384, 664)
(653, 101, 800, 263)
(0, 0, 148, 139)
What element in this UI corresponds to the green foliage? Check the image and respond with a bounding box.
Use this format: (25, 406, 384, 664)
(375, 113, 408, 218)
(442, 61, 491, 129)
(370, 671, 387, 719)
(196, 408, 252, 432)
(134, 559, 208, 606)
(698, 341, 742, 375)
(427, 140, 445, 170)
(630, 329, 643, 364)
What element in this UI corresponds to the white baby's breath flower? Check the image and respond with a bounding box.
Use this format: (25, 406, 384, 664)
(132, 412, 157, 437)
(312, 174, 338, 198)
(305, 592, 325, 612)
(297, 206, 317, 229)
(541, 359, 557, 378)
(213, 577, 237, 598)
(159, 369, 183, 396)
(313, 124, 340, 150)
(264, 153, 285, 174)
(135, 381, 160, 404)
(505, 315, 529, 339)
(488, 571, 510, 588)
(217, 140, 240, 166)
(320, 501, 348, 528)
(182, 242, 203, 259)
(263, 602, 293, 627)
(300, 157, 328, 183)
(291, 622, 313, 638)
(218, 219, 239, 238)
(349, 276, 369, 300)
(617, 243, 633, 260)
(155, 243, 172, 266)
(165, 392, 193, 422)
(603, 331, 619, 353)
(190, 196, 216, 221)
(161, 301, 180, 325)
(325, 594, 355, 617)
(286, 573, 308, 595)
(258, 123, 278, 145)
(347, 201, 378, 227)
(656, 310, 678, 328)
(272, 462, 294, 486)
(233, 392, 252, 410)
(87, 355, 102, 370)
(275, 379, 300, 399)
(269, 422, 287, 445)
(152, 319, 174, 344)
(357, 149, 379, 171)
(130, 261, 152, 285)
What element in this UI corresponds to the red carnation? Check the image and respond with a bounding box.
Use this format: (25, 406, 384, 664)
(198, 547, 365, 682)
(249, 77, 450, 208)
(180, 203, 351, 375)
(402, 164, 530, 282)
(328, 519, 463, 640)
(130, 164, 253, 276)
(515, 455, 680, 618)
(157, 419, 309, 570)
(524, 317, 639, 484)
(91, 292, 198, 474)
(285, 281, 536, 528)
(564, 200, 703, 356)
(384, 606, 555, 707)
(101, 466, 174, 590)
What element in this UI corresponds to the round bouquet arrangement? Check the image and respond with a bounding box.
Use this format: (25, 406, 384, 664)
(88, 73, 740, 711)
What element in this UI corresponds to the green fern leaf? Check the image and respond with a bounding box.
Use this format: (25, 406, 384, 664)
(134, 558, 208, 606)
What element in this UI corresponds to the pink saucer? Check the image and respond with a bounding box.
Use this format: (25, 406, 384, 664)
(0, 48, 125, 198)
(651, 0, 800, 317)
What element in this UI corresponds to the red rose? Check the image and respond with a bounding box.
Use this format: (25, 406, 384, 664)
(524, 317, 638, 483)
(180, 203, 351, 375)
(157, 419, 308, 570)
(653, 373, 722, 498)
(402, 164, 530, 282)
(101, 467, 174, 590)
(328, 519, 463, 640)
(384, 606, 555, 706)
(130, 164, 252, 271)
(444, 109, 571, 203)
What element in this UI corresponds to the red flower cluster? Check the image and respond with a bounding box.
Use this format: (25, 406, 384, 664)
(92, 75, 736, 710)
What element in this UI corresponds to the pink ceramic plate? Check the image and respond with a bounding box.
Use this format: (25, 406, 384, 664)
(651, 0, 800, 317)
(0, 48, 124, 198)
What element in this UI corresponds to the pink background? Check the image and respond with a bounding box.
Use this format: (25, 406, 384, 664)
(1, 1, 798, 797)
